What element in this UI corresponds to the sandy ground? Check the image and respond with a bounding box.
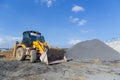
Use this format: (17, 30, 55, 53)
(0, 50, 14, 60)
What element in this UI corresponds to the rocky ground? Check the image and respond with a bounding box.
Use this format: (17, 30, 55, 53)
(0, 39, 120, 80)
(0, 59, 120, 80)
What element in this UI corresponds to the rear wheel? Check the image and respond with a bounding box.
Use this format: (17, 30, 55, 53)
(30, 50, 37, 63)
(16, 47, 26, 61)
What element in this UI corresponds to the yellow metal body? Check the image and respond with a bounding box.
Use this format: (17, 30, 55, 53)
(13, 40, 50, 57)
(32, 41, 49, 54)
(13, 31, 66, 64)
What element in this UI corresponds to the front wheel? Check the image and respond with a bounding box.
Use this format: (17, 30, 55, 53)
(30, 50, 37, 63)
(16, 47, 26, 61)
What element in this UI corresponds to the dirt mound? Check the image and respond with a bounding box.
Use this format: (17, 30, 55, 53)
(66, 39, 120, 60)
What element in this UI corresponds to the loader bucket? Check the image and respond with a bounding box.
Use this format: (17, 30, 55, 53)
(40, 48, 67, 65)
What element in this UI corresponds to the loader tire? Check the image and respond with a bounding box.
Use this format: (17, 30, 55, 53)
(30, 50, 37, 63)
(16, 47, 26, 61)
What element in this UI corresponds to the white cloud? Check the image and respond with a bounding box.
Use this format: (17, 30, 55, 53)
(47, 0, 53, 7)
(0, 38, 3, 43)
(78, 19, 87, 26)
(72, 5, 84, 13)
(69, 39, 81, 45)
(0, 36, 22, 48)
(8, 37, 21, 41)
(69, 16, 79, 23)
(35, 0, 55, 7)
(69, 16, 87, 26)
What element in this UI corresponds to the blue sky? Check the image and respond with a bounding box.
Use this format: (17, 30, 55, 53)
(0, 0, 120, 48)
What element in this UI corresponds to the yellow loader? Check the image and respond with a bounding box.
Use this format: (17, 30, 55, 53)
(13, 31, 67, 65)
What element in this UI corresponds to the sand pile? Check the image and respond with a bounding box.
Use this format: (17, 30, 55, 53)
(66, 39, 120, 60)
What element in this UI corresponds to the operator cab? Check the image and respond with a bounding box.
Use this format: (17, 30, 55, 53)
(22, 31, 45, 47)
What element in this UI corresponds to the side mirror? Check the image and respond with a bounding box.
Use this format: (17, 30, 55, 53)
(16, 41, 19, 44)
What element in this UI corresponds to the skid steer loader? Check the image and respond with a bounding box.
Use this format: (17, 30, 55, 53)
(13, 31, 67, 65)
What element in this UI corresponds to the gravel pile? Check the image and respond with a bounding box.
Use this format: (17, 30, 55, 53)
(66, 39, 120, 60)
